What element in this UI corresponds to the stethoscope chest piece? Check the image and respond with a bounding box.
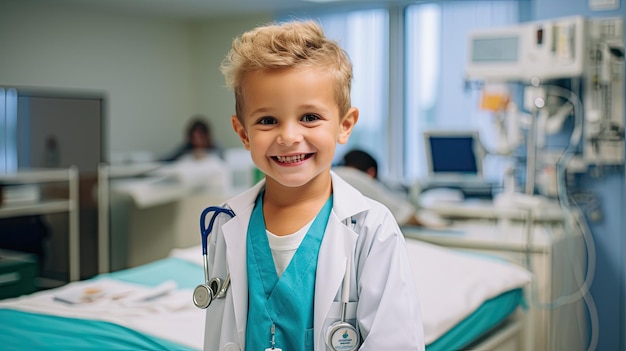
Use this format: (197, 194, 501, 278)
(193, 284, 214, 309)
(193, 206, 235, 310)
(327, 322, 359, 351)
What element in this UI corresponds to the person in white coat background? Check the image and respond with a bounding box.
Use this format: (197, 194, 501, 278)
(202, 20, 424, 351)
(332, 149, 449, 229)
(333, 149, 424, 227)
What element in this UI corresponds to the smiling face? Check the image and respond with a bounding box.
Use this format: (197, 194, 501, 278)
(232, 66, 358, 193)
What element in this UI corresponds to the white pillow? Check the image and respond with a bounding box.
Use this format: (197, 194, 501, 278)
(404, 238, 532, 344)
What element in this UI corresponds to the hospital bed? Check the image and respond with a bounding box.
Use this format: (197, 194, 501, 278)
(0, 239, 531, 351)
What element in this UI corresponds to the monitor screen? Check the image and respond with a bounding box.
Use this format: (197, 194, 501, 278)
(1, 88, 104, 173)
(424, 131, 482, 176)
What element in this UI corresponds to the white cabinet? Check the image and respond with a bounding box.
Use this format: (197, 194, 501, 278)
(99, 163, 229, 270)
(404, 212, 588, 351)
(0, 167, 80, 282)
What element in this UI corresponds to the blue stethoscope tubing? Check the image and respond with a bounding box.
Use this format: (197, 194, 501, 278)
(193, 206, 235, 309)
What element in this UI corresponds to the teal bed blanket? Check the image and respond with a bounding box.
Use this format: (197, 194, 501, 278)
(426, 288, 524, 351)
(0, 257, 204, 351)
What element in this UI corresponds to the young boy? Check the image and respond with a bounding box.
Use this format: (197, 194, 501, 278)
(203, 20, 424, 351)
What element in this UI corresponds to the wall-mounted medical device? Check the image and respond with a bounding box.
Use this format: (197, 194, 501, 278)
(583, 17, 624, 165)
(466, 16, 586, 82)
(466, 16, 624, 167)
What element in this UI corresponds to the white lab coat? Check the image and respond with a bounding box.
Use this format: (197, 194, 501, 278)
(203, 171, 424, 351)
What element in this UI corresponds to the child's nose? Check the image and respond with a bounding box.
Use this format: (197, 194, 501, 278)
(277, 123, 303, 146)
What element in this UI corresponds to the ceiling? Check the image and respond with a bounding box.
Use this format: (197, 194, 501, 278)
(43, 0, 419, 20)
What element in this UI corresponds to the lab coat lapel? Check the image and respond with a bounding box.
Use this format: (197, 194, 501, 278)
(312, 172, 370, 347)
(222, 180, 265, 347)
(314, 213, 358, 345)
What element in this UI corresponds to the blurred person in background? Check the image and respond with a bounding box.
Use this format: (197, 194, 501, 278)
(333, 149, 437, 227)
(162, 115, 224, 162)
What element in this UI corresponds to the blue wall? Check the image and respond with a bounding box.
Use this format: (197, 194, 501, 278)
(530, 1, 625, 350)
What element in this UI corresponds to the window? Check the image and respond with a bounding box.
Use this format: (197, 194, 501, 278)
(280, 11, 389, 172)
(0, 87, 18, 172)
(405, 1, 520, 180)
(281, 1, 520, 182)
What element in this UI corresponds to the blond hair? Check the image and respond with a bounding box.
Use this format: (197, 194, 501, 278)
(221, 20, 353, 120)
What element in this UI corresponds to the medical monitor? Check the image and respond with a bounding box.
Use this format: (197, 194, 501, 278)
(424, 130, 484, 178)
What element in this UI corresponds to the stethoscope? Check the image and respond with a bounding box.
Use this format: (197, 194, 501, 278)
(325, 254, 360, 351)
(193, 206, 235, 309)
(193, 206, 361, 350)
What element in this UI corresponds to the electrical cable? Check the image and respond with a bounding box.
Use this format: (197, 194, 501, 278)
(550, 84, 598, 351)
(513, 82, 597, 351)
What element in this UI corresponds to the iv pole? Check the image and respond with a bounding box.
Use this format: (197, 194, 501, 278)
(525, 77, 545, 195)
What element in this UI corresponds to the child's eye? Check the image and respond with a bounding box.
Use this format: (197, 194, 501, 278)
(301, 114, 321, 122)
(257, 116, 277, 125)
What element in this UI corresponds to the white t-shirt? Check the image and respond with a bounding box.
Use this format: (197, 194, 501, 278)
(266, 220, 312, 277)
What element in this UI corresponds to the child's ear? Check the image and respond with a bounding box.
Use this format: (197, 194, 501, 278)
(338, 107, 359, 144)
(231, 115, 250, 150)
